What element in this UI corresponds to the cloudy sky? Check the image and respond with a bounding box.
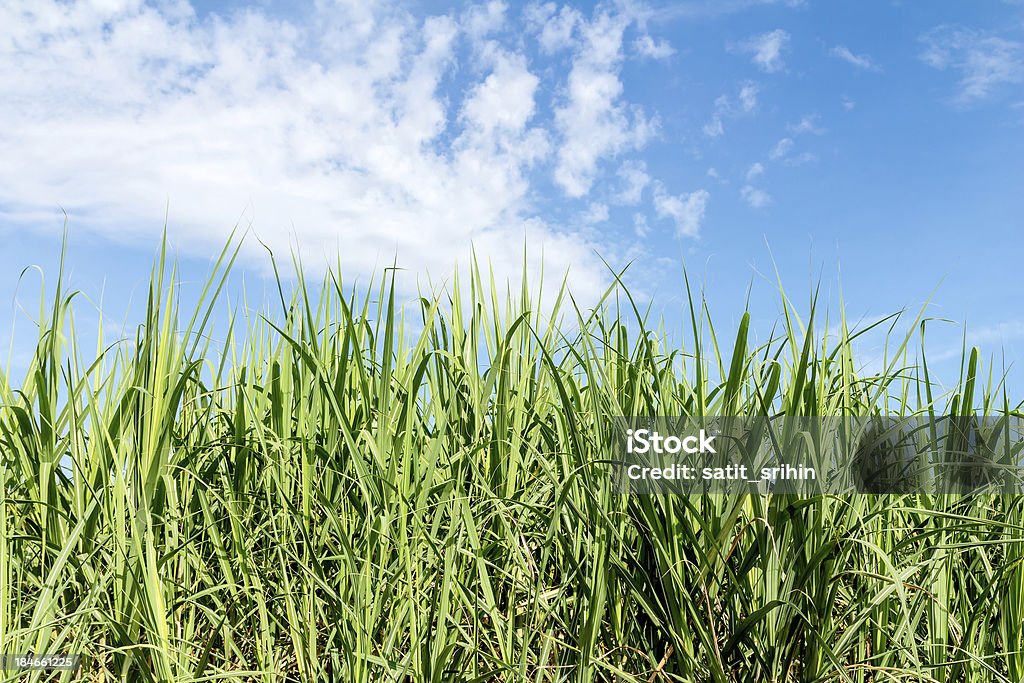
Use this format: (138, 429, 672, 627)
(1, 0, 1022, 385)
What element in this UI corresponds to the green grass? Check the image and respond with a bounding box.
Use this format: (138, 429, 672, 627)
(2, 235, 1022, 682)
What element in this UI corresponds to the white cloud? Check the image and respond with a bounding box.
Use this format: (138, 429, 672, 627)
(788, 114, 825, 135)
(703, 115, 726, 138)
(830, 45, 880, 71)
(615, 160, 650, 204)
(789, 152, 818, 165)
(741, 185, 771, 208)
(746, 162, 764, 180)
(703, 83, 757, 138)
(841, 95, 856, 110)
(738, 81, 759, 112)
(966, 319, 1024, 345)
(580, 202, 609, 224)
(461, 49, 542, 136)
(653, 185, 710, 238)
(633, 34, 675, 60)
(464, 1, 508, 39)
(552, 8, 657, 197)
(920, 26, 1024, 105)
(931, 319, 1024, 363)
(766, 136, 816, 166)
(0, 0, 625, 305)
(732, 29, 790, 73)
(657, 0, 805, 21)
(524, 2, 581, 53)
(633, 212, 650, 237)
(768, 137, 794, 159)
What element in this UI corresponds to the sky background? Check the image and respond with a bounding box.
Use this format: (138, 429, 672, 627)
(1, 0, 1022, 392)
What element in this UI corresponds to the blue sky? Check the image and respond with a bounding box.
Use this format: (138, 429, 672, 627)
(1, 0, 1022, 390)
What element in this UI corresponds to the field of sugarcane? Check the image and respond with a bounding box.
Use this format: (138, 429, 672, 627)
(2, 237, 1023, 682)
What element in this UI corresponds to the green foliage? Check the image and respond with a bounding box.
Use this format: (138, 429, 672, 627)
(1, 236, 1022, 682)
